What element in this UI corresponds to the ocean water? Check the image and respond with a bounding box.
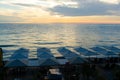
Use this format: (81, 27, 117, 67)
(0, 23, 120, 59)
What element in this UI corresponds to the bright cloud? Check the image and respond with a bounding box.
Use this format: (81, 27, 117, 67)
(99, 0, 120, 4)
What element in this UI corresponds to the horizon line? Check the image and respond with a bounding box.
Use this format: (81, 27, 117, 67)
(0, 22, 120, 24)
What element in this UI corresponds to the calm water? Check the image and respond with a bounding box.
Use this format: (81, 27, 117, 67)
(0, 23, 120, 59)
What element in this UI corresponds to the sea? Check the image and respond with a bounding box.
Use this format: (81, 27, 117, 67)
(0, 23, 120, 60)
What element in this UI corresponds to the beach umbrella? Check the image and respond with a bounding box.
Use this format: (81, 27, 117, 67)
(74, 47, 98, 56)
(91, 47, 117, 57)
(91, 47, 119, 63)
(14, 48, 29, 58)
(74, 47, 88, 54)
(9, 48, 29, 60)
(58, 47, 78, 57)
(39, 58, 60, 66)
(68, 57, 87, 64)
(37, 47, 51, 53)
(103, 46, 120, 61)
(38, 52, 54, 58)
(5, 59, 28, 67)
(10, 53, 27, 60)
(58, 47, 88, 64)
(103, 46, 120, 53)
(37, 47, 51, 56)
(37, 47, 54, 59)
(57, 47, 70, 55)
(64, 52, 79, 59)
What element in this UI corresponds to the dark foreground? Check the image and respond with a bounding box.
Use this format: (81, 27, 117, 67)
(0, 63, 120, 80)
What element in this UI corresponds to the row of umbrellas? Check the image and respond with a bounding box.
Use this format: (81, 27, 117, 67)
(74, 46, 120, 58)
(91, 47, 116, 56)
(5, 48, 59, 67)
(5, 48, 29, 67)
(74, 47, 98, 56)
(4, 46, 120, 67)
(102, 46, 120, 54)
(58, 47, 87, 64)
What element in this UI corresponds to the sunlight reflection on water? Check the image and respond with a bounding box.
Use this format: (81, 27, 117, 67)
(0, 24, 120, 59)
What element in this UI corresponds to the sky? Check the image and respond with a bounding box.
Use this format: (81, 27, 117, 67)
(0, 0, 120, 23)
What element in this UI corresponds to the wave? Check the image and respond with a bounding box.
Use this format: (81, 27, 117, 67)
(34, 42, 63, 45)
(0, 45, 18, 47)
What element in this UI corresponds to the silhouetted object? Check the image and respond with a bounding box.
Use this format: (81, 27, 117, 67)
(81, 63, 91, 80)
(0, 48, 3, 67)
(0, 48, 4, 80)
(62, 62, 74, 80)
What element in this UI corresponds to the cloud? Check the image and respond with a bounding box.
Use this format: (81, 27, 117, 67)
(99, 0, 120, 4)
(12, 3, 38, 7)
(49, 0, 120, 16)
(11, 3, 45, 10)
(0, 0, 120, 23)
(11, 1, 78, 9)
